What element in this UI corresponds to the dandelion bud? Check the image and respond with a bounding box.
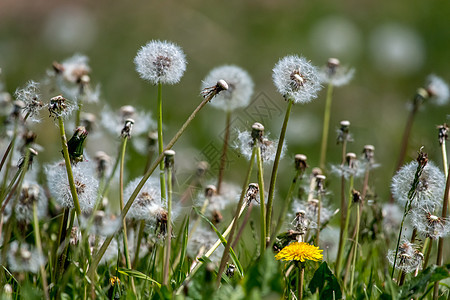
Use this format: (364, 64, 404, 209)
(312, 167, 322, 177)
(294, 154, 308, 171)
(94, 151, 110, 178)
(327, 58, 340, 75)
(245, 183, 259, 205)
(204, 185, 217, 198)
(164, 150, 175, 169)
(363, 145, 375, 163)
(251, 122, 264, 142)
(67, 126, 88, 163)
(437, 124, 448, 145)
(196, 161, 209, 177)
(337, 120, 351, 144)
(121, 118, 134, 139)
(316, 174, 326, 192)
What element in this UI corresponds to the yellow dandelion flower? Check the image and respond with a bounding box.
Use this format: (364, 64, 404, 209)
(275, 242, 323, 262)
(110, 276, 121, 286)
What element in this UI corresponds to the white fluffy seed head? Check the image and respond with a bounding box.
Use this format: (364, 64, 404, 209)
(319, 59, 354, 87)
(134, 40, 187, 85)
(391, 161, 445, 211)
(7, 241, 45, 273)
(425, 74, 449, 105)
(387, 240, 423, 273)
(234, 130, 286, 164)
(272, 55, 322, 104)
(201, 65, 254, 111)
(124, 176, 162, 221)
(45, 160, 99, 212)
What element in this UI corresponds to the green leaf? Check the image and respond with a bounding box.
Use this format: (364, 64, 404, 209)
(399, 264, 450, 299)
(193, 207, 244, 277)
(243, 251, 283, 296)
(308, 261, 342, 299)
(116, 267, 161, 287)
(174, 215, 190, 284)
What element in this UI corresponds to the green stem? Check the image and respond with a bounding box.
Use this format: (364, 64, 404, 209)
(88, 92, 214, 278)
(422, 237, 432, 269)
(133, 220, 146, 267)
(335, 139, 348, 275)
(298, 263, 304, 300)
(58, 116, 82, 220)
(76, 100, 83, 127)
(266, 99, 293, 245)
(319, 83, 334, 170)
(0, 120, 19, 198)
(0, 167, 22, 207)
(157, 82, 167, 204)
(349, 201, 360, 294)
(271, 169, 303, 244)
(217, 111, 231, 194)
(216, 147, 257, 286)
(33, 202, 49, 299)
(316, 191, 322, 247)
(441, 139, 448, 178)
(256, 145, 266, 253)
(336, 174, 353, 276)
(163, 163, 173, 285)
(118, 137, 136, 294)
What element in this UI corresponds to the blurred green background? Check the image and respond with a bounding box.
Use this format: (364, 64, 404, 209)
(1, 0, 449, 203)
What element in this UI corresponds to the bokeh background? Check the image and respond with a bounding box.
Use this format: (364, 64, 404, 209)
(1, 0, 449, 205)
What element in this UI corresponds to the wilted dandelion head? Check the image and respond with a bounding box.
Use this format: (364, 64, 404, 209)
(48, 95, 76, 119)
(272, 55, 322, 103)
(14, 81, 43, 122)
(53, 54, 91, 83)
(100, 105, 155, 137)
(319, 58, 355, 87)
(387, 240, 423, 273)
(46, 160, 99, 212)
(235, 130, 286, 164)
(411, 209, 450, 239)
(391, 160, 445, 210)
(7, 241, 45, 273)
(201, 65, 254, 111)
(134, 40, 186, 85)
(425, 74, 449, 106)
(275, 242, 323, 262)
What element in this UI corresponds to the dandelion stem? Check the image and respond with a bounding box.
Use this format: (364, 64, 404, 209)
(433, 169, 450, 299)
(75, 100, 82, 127)
(256, 145, 266, 253)
(0, 112, 29, 173)
(337, 175, 354, 276)
(319, 83, 334, 170)
(216, 148, 257, 286)
(0, 120, 19, 199)
(298, 262, 305, 300)
(335, 138, 348, 275)
(0, 167, 22, 207)
(271, 168, 303, 244)
(118, 137, 136, 293)
(58, 116, 82, 220)
(33, 201, 49, 299)
(441, 139, 448, 178)
(217, 111, 231, 194)
(349, 201, 360, 295)
(266, 99, 293, 245)
(157, 82, 167, 205)
(316, 190, 322, 247)
(163, 161, 173, 286)
(422, 237, 432, 269)
(88, 91, 216, 278)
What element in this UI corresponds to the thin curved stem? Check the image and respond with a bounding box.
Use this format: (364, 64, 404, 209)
(319, 83, 334, 170)
(217, 111, 231, 194)
(266, 99, 293, 245)
(256, 145, 266, 253)
(163, 164, 173, 285)
(157, 83, 167, 204)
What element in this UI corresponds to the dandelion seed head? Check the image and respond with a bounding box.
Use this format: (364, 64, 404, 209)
(290, 199, 332, 229)
(134, 40, 186, 85)
(391, 160, 445, 210)
(46, 159, 98, 212)
(272, 55, 322, 104)
(7, 241, 45, 273)
(425, 74, 449, 106)
(319, 58, 355, 87)
(54, 54, 91, 83)
(124, 176, 162, 221)
(382, 203, 402, 232)
(387, 240, 423, 273)
(100, 105, 155, 137)
(187, 225, 224, 263)
(411, 209, 450, 239)
(14, 81, 43, 122)
(13, 182, 47, 223)
(201, 65, 254, 111)
(234, 130, 286, 164)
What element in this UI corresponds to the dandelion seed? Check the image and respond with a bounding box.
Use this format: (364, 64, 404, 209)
(134, 40, 187, 85)
(275, 242, 323, 262)
(319, 58, 355, 87)
(201, 65, 254, 111)
(391, 160, 445, 210)
(272, 55, 322, 103)
(411, 209, 450, 239)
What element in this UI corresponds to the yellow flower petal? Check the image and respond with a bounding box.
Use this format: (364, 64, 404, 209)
(275, 242, 323, 262)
